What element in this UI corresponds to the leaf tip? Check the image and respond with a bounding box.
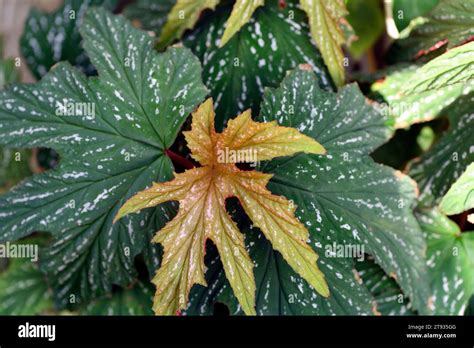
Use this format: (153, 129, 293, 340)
(244, 307, 257, 316)
(113, 205, 131, 224)
(112, 211, 123, 224)
(318, 280, 330, 298)
(305, 140, 327, 156)
(219, 36, 228, 48)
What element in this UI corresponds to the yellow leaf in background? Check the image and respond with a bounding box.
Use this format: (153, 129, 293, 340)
(300, 0, 348, 87)
(220, 0, 264, 47)
(158, 0, 219, 49)
(115, 98, 329, 315)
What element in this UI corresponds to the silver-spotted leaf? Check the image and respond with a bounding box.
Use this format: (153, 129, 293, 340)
(416, 208, 474, 315)
(389, 0, 474, 62)
(255, 69, 430, 314)
(440, 163, 474, 216)
(20, 0, 118, 79)
(0, 8, 207, 307)
(185, 201, 374, 315)
(188, 68, 430, 314)
(184, 0, 333, 131)
(410, 92, 474, 205)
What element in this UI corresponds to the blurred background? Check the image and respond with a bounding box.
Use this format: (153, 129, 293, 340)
(1, 0, 62, 82)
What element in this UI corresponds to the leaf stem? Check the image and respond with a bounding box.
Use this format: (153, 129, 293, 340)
(165, 149, 195, 169)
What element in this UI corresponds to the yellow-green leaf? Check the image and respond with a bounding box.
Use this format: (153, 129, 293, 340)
(300, 0, 348, 86)
(439, 163, 474, 216)
(158, 0, 219, 49)
(115, 98, 329, 315)
(227, 169, 329, 297)
(221, 109, 326, 161)
(220, 0, 264, 47)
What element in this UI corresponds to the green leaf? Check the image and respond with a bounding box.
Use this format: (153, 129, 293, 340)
(220, 0, 264, 47)
(0, 238, 53, 315)
(115, 98, 329, 315)
(356, 258, 416, 315)
(389, 0, 474, 62)
(440, 163, 474, 216)
(233, 224, 373, 315)
(184, 0, 333, 130)
(417, 126, 435, 152)
(186, 201, 374, 315)
(300, 0, 347, 86)
(393, 0, 439, 32)
(346, 0, 385, 58)
(0, 259, 53, 315)
(0, 55, 31, 192)
(416, 208, 474, 315)
(372, 59, 473, 128)
(410, 92, 474, 204)
(20, 0, 118, 79)
(258, 69, 429, 313)
(0, 8, 207, 307)
(189, 68, 430, 314)
(402, 42, 474, 94)
(158, 0, 219, 49)
(0, 58, 20, 90)
(123, 0, 175, 34)
(80, 281, 154, 315)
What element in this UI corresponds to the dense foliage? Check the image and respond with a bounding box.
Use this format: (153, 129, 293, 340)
(0, 0, 472, 316)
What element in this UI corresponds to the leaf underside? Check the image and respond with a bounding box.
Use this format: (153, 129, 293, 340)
(373, 43, 474, 129)
(389, 0, 474, 63)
